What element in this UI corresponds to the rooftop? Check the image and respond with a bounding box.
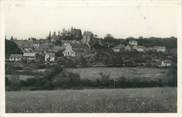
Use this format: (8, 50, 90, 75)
(9, 54, 23, 58)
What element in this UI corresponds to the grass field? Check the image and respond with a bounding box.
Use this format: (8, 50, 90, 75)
(6, 87, 176, 113)
(65, 67, 168, 81)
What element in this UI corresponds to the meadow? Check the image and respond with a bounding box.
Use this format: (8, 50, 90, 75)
(65, 67, 168, 81)
(6, 87, 176, 113)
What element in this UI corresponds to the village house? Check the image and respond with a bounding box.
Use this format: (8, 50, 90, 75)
(112, 44, 125, 52)
(154, 46, 166, 53)
(124, 39, 138, 51)
(160, 60, 172, 67)
(9, 54, 23, 62)
(128, 39, 138, 46)
(125, 45, 132, 51)
(133, 46, 145, 52)
(62, 43, 76, 57)
(45, 53, 56, 62)
(145, 46, 166, 53)
(23, 52, 37, 62)
(81, 31, 93, 47)
(22, 47, 33, 53)
(145, 47, 154, 52)
(33, 43, 39, 48)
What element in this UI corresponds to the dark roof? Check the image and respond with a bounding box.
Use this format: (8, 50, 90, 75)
(9, 54, 23, 58)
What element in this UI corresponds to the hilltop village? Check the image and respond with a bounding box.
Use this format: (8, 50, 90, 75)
(5, 27, 177, 90)
(6, 27, 177, 68)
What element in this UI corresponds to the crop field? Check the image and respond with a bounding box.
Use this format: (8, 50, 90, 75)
(6, 87, 176, 113)
(65, 67, 168, 81)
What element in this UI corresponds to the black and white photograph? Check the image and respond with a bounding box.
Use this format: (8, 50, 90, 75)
(0, 0, 181, 115)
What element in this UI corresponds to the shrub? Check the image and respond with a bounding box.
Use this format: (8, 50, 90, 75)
(52, 71, 82, 89)
(6, 75, 22, 91)
(167, 64, 177, 86)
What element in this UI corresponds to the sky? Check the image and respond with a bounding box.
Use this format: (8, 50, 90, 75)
(4, 2, 179, 39)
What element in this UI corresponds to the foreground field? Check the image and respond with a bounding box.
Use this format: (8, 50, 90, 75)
(6, 87, 176, 113)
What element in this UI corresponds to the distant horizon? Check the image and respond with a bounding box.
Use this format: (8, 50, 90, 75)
(5, 31, 177, 40)
(5, 24, 178, 40)
(5, 26, 177, 40)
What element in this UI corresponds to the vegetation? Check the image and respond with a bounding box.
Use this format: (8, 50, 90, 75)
(5, 39, 22, 58)
(6, 87, 177, 113)
(5, 33, 177, 90)
(5, 66, 176, 91)
(167, 53, 177, 86)
(136, 36, 177, 49)
(90, 36, 177, 49)
(5, 30, 177, 113)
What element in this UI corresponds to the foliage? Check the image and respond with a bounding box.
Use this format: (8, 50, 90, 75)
(52, 71, 81, 88)
(137, 37, 177, 49)
(167, 63, 177, 86)
(5, 40, 22, 58)
(6, 88, 177, 112)
(6, 68, 176, 91)
(55, 50, 64, 57)
(5, 76, 22, 91)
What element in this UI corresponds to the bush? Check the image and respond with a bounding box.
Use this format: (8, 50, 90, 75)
(167, 64, 177, 86)
(6, 64, 177, 91)
(52, 71, 82, 89)
(6, 76, 22, 91)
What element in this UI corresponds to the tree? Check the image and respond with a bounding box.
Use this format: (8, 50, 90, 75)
(55, 50, 64, 57)
(47, 31, 52, 40)
(104, 34, 114, 40)
(80, 55, 88, 66)
(5, 40, 23, 58)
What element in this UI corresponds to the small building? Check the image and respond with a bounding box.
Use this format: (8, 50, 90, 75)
(125, 45, 132, 51)
(63, 43, 76, 57)
(81, 31, 93, 47)
(133, 46, 145, 52)
(45, 53, 55, 62)
(33, 43, 39, 48)
(22, 47, 33, 52)
(9, 54, 23, 62)
(23, 52, 37, 61)
(112, 44, 125, 52)
(154, 46, 166, 53)
(160, 60, 172, 67)
(145, 47, 154, 52)
(128, 40, 138, 46)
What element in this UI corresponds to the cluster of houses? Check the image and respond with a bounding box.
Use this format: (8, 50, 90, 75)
(8, 28, 93, 62)
(8, 41, 91, 62)
(111, 40, 171, 67)
(112, 39, 166, 53)
(9, 52, 55, 62)
(7, 27, 171, 67)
